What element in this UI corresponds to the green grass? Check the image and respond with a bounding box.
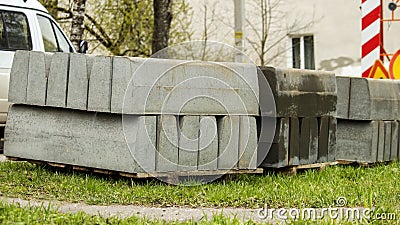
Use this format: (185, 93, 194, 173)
(0, 161, 399, 210)
(0, 161, 399, 224)
(0, 201, 394, 225)
(0, 201, 254, 225)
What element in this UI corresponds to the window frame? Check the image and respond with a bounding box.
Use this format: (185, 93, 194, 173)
(36, 13, 74, 53)
(0, 9, 32, 51)
(287, 34, 315, 70)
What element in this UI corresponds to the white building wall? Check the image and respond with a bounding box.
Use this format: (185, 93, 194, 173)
(185, 0, 400, 76)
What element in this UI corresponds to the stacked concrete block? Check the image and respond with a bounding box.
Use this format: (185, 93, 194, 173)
(8, 51, 259, 116)
(261, 117, 337, 168)
(8, 51, 29, 104)
(260, 67, 337, 118)
(47, 53, 69, 107)
(259, 67, 337, 168)
(156, 115, 179, 172)
(238, 116, 258, 169)
(5, 104, 154, 173)
(123, 115, 157, 172)
(198, 116, 218, 170)
(178, 116, 200, 171)
(337, 120, 399, 163)
(67, 53, 91, 110)
(5, 51, 260, 175)
(336, 76, 400, 163)
(26, 51, 48, 106)
(124, 60, 259, 115)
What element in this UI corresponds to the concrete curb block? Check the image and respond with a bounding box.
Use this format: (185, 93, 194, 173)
(336, 120, 399, 163)
(261, 117, 336, 168)
(4, 105, 259, 173)
(259, 67, 337, 117)
(9, 51, 259, 116)
(348, 77, 400, 121)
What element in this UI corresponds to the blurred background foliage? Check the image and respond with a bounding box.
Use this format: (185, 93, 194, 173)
(39, 0, 193, 57)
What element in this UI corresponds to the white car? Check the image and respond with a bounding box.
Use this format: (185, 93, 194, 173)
(0, 0, 78, 149)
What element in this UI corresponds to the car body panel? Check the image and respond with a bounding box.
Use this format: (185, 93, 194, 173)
(0, 0, 75, 123)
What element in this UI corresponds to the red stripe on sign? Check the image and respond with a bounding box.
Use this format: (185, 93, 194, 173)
(362, 0, 367, 3)
(362, 67, 371, 78)
(362, 6, 381, 30)
(362, 34, 380, 58)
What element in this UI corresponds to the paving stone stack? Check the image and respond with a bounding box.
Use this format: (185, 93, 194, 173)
(4, 51, 260, 174)
(336, 77, 400, 163)
(258, 67, 337, 168)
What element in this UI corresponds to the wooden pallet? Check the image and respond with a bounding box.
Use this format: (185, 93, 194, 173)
(0, 123, 4, 153)
(336, 160, 390, 167)
(6, 156, 263, 183)
(265, 162, 338, 175)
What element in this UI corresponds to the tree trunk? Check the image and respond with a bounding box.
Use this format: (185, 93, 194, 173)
(152, 0, 173, 56)
(70, 0, 87, 51)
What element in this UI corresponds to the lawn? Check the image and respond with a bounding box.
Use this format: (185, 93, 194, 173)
(0, 201, 255, 225)
(0, 161, 399, 224)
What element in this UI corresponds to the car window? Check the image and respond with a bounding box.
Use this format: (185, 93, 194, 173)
(54, 24, 70, 52)
(37, 15, 58, 52)
(0, 10, 32, 51)
(37, 14, 72, 52)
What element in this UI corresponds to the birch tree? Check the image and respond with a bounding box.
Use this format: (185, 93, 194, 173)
(70, 0, 87, 50)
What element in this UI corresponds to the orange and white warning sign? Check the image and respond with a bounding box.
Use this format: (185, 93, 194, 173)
(368, 60, 389, 79)
(368, 49, 400, 79)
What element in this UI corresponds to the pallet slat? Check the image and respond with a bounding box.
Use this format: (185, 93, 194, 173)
(6, 156, 263, 180)
(265, 162, 338, 175)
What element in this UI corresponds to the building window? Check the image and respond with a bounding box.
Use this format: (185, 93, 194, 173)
(289, 35, 315, 70)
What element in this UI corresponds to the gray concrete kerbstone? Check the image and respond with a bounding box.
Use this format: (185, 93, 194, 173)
(336, 120, 378, 163)
(260, 117, 289, 168)
(9, 51, 29, 103)
(349, 78, 400, 120)
(391, 121, 399, 161)
(384, 121, 392, 161)
(26, 51, 51, 106)
(299, 117, 311, 165)
(289, 117, 300, 165)
(111, 56, 135, 113)
(87, 56, 112, 112)
(67, 54, 89, 110)
(178, 116, 200, 171)
(309, 118, 319, 164)
(299, 117, 319, 165)
(377, 121, 385, 162)
(46, 52, 69, 107)
(198, 116, 218, 170)
(238, 116, 257, 169)
(123, 115, 157, 172)
(156, 115, 179, 172)
(4, 105, 158, 173)
(327, 117, 337, 162)
(336, 76, 350, 119)
(123, 58, 259, 115)
(318, 117, 329, 163)
(259, 67, 337, 117)
(217, 116, 240, 169)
